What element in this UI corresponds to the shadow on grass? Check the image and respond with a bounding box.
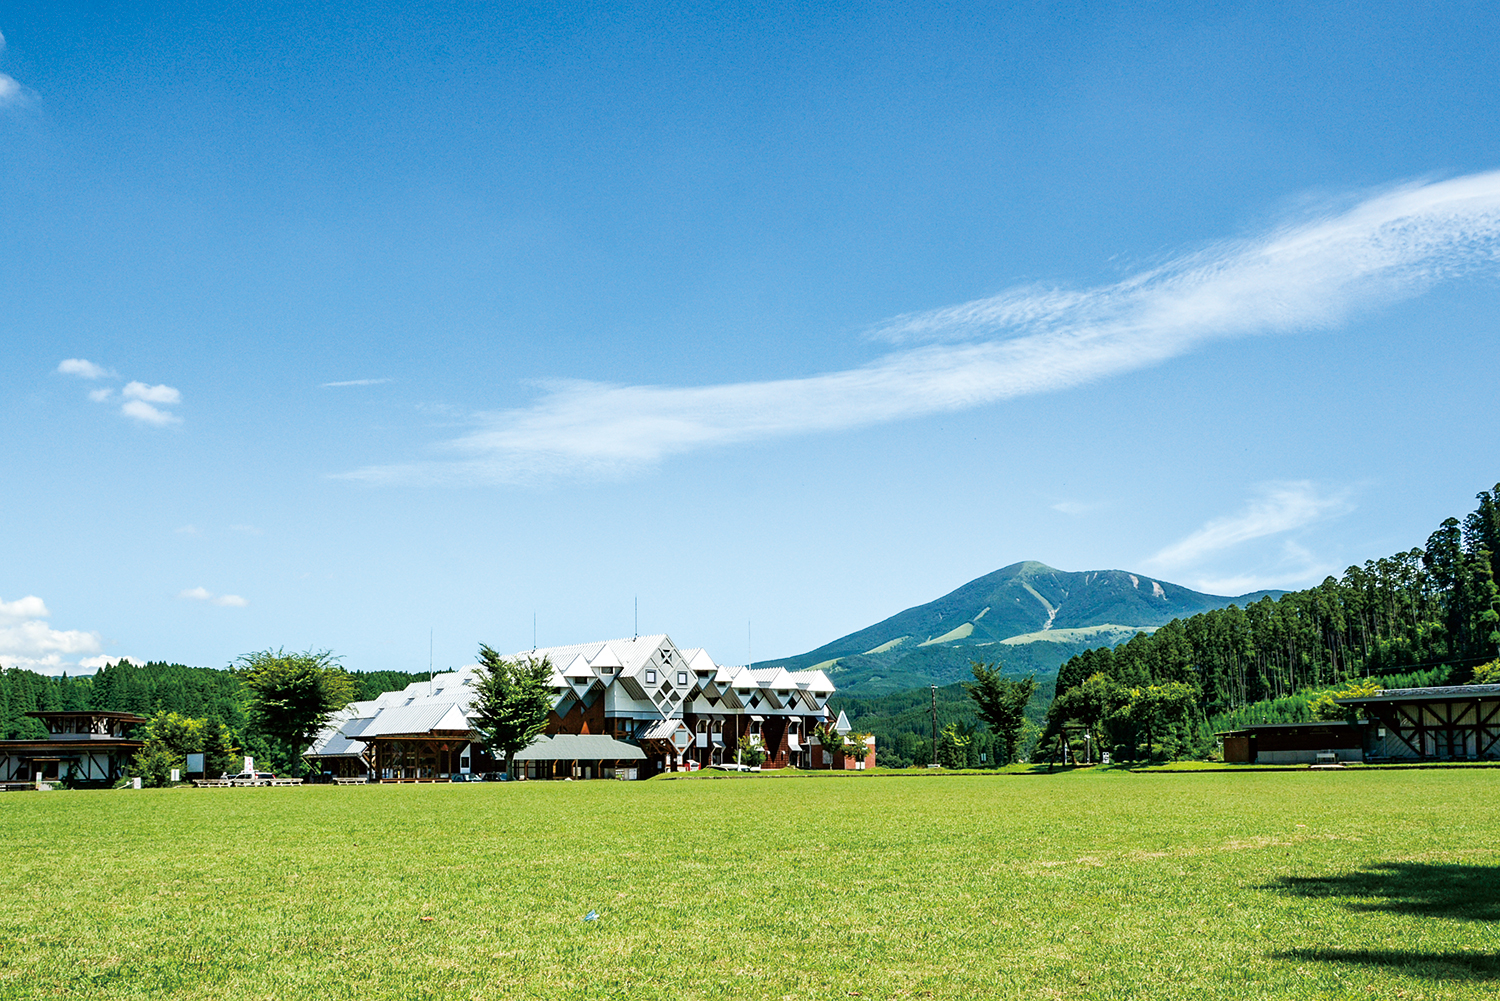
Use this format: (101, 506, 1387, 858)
(1265, 863, 1500, 979)
(1272, 948, 1500, 980)
(1266, 862, 1500, 921)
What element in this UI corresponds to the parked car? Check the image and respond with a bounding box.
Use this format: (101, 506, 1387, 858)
(224, 771, 275, 786)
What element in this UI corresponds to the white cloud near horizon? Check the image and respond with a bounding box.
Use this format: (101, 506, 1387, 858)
(0, 594, 111, 675)
(322, 378, 392, 387)
(77, 655, 144, 670)
(178, 586, 248, 607)
(340, 171, 1500, 486)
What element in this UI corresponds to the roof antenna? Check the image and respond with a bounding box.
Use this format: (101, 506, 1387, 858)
(634, 596, 638, 640)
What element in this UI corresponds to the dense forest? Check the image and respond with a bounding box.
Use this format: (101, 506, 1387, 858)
(1046, 483, 1500, 757)
(0, 659, 428, 771)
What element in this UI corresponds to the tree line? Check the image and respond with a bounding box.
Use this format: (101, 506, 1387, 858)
(1043, 482, 1500, 760)
(0, 653, 430, 779)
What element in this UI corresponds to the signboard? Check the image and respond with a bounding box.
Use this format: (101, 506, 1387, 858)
(243, 756, 255, 773)
(170, 768, 180, 783)
(186, 753, 205, 776)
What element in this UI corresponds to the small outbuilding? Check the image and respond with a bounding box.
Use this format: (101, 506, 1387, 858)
(1217, 720, 1364, 765)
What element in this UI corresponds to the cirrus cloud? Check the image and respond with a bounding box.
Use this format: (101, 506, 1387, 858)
(338, 171, 1500, 486)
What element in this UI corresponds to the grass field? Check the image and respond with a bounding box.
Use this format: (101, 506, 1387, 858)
(2, 770, 1496, 1000)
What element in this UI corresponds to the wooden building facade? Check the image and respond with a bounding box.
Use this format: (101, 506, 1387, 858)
(0, 711, 146, 787)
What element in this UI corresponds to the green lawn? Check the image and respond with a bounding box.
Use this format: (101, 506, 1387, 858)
(1, 770, 1496, 1000)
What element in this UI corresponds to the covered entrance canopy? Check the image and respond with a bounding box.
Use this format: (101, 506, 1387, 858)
(511, 733, 647, 780)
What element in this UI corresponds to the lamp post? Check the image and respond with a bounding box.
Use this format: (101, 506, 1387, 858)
(930, 685, 938, 767)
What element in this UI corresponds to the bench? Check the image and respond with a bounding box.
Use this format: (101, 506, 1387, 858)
(332, 777, 368, 785)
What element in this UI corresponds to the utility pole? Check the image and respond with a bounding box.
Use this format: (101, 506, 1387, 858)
(931, 684, 938, 766)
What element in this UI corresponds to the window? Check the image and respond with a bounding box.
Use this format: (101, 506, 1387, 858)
(677, 671, 688, 686)
(646, 669, 657, 684)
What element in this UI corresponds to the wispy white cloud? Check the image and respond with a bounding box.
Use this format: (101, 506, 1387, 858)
(122, 398, 181, 425)
(1190, 541, 1343, 597)
(1052, 499, 1107, 516)
(1146, 482, 1351, 570)
(338, 172, 1500, 486)
(322, 378, 392, 387)
(229, 524, 263, 535)
(58, 358, 113, 380)
(88, 387, 114, 402)
(0, 594, 109, 675)
(178, 586, 248, 608)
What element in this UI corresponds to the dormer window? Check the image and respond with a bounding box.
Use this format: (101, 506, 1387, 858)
(646, 669, 657, 685)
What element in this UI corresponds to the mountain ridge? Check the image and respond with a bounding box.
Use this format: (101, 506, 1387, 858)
(758, 561, 1282, 695)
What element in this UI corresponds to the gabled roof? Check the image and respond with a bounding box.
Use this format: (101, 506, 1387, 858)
(305, 732, 367, 758)
(344, 701, 471, 738)
(562, 653, 596, 678)
(637, 719, 684, 741)
(1337, 684, 1500, 704)
(511, 733, 647, 761)
(514, 635, 670, 678)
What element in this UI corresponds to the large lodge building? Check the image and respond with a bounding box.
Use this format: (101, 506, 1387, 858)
(304, 634, 875, 781)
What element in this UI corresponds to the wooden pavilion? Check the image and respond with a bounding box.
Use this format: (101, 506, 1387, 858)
(0, 711, 146, 788)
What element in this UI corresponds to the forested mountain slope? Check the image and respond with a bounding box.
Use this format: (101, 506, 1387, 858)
(759, 561, 1280, 695)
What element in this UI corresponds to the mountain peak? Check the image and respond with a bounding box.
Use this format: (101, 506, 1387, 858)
(759, 560, 1282, 695)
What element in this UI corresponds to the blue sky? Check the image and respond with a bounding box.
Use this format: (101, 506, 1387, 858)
(4, 1, 1500, 675)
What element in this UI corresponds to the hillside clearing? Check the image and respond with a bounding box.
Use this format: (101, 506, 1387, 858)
(1, 771, 1496, 1000)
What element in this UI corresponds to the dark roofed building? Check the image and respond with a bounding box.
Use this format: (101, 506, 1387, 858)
(1217, 721, 1363, 765)
(0, 711, 146, 788)
(1335, 684, 1500, 761)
